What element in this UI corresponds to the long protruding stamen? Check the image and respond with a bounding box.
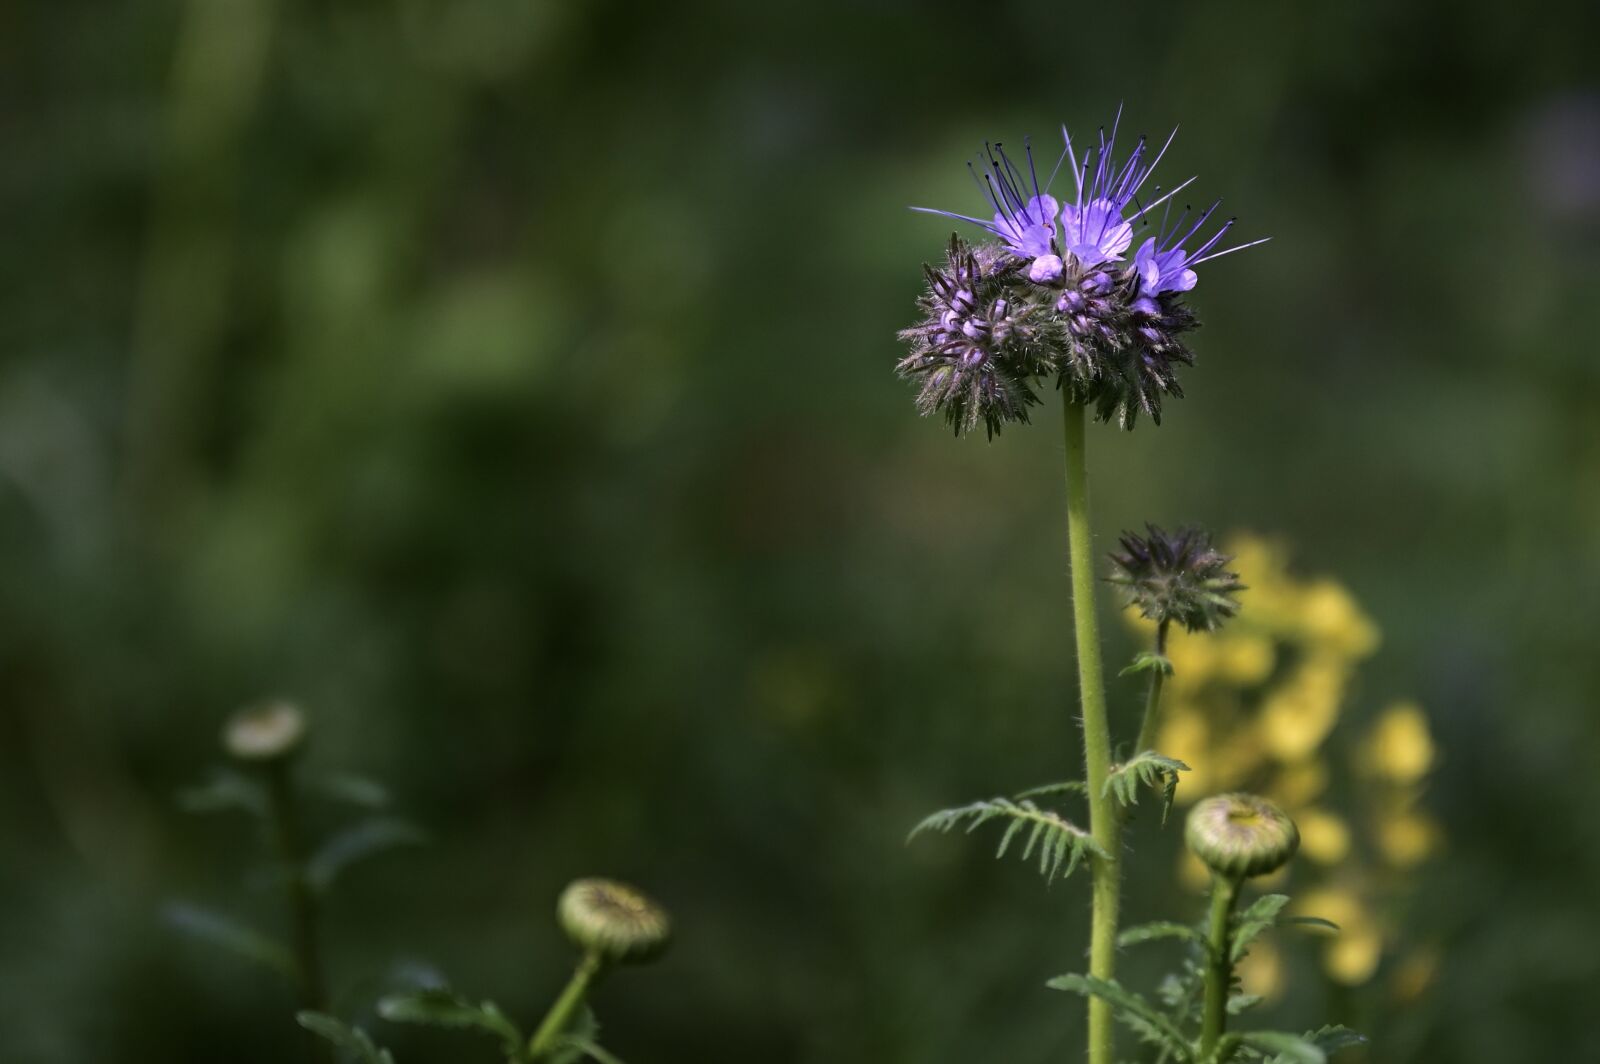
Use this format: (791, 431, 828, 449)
(1127, 126, 1178, 201)
(1140, 175, 1197, 217)
(1193, 235, 1271, 265)
(1063, 125, 1082, 201)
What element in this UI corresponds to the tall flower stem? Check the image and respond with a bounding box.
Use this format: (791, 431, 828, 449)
(1200, 874, 1241, 1060)
(1132, 620, 1171, 757)
(1061, 393, 1119, 1064)
(528, 951, 605, 1059)
(263, 760, 326, 1015)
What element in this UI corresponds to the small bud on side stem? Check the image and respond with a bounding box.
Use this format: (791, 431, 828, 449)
(1186, 794, 1301, 1060)
(528, 879, 671, 1059)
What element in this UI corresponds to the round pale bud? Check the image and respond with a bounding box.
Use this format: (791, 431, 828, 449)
(1027, 254, 1064, 284)
(223, 701, 307, 762)
(557, 878, 671, 965)
(1185, 793, 1300, 880)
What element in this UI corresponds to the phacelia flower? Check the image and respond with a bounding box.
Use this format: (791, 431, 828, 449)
(1107, 524, 1244, 633)
(900, 111, 1265, 433)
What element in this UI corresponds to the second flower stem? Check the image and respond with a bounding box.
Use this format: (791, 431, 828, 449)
(1200, 874, 1241, 1061)
(528, 951, 605, 1059)
(1132, 619, 1171, 758)
(1061, 394, 1119, 1064)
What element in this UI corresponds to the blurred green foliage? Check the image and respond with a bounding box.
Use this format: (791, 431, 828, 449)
(2, 0, 1599, 1061)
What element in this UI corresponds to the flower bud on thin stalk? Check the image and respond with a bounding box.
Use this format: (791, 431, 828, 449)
(528, 879, 671, 1059)
(1109, 525, 1245, 762)
(223, 701, 328, 1023)
(1186, 794, 1300, 1060)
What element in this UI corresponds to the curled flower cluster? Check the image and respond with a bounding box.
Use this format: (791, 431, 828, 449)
(899, 113, 1264, 433)
(896, 236, 1051, 437)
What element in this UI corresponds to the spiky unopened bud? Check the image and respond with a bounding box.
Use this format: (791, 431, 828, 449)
(1185, 793, 1300, 880)
(223, 700, 307, 762)
(557, 878, 671, 965)
(1107, 525, 1244, 633)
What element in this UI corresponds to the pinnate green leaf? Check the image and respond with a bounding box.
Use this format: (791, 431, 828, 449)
(164, 902, 293, 976)
(1120, 651, 1174, 677)
(297, 1012, 396, 1064)
(1104, 751, 1189, 823)
(1231, 894, 1291, 961)
(313, 773, 393, 809)
(377, 988, 522, 1056)
(177, 768, 267, 818)
(910, 797, 1107, 882)
(1219, 1030, 1324, 1063)
(1117, 920, 1209, 951)
(1047, 973, 1191, 1060)
(307, 817, 427, 894)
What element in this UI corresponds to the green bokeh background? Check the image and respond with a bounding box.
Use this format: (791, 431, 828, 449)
(3, 1, 1599, 1061)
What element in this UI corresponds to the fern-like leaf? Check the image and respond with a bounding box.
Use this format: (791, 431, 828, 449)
(558, 1036, 628, 1064)
(1260, 1026, 1365, 1062)
(1227, 993, 1264, 1015)
(1120, 651, 1174, 678)
(378, 988, 522, 1057)
(1214, 1030, 1326, 1064)
(1104, 752, 1190, 823)
(1230, 894, 1291, 962)
(297, 1012, 396, 1064)
(1117, 920, 1209, 952)
(909, 798, 1107, 882)
(1014, 780, 1090, 800)
(1047, 974, 1191, 1061)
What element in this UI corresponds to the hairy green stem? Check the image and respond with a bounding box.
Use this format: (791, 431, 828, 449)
(528, 951, 605, 1059)
(1132, 620, 1171, 759)
(1200, 874, 1241, 1061)
(1061, 395, 1119, 1064)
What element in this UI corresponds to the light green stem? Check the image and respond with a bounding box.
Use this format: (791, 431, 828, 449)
(1132, 620, 1171, 759)
(1061, 395, 1119, 1064)
(1200, 874, 1241, 1061)
(528, 951, 605, 1060)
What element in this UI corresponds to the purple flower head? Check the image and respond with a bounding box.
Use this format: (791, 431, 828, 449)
(914, 109, 1266, 288)
(901, 111, 1268, 434)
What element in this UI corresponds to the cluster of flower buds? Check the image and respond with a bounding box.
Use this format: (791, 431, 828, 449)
(897, 236, 1052, 437)
(1106, 524, 1244, 633)
(900, 114, 1263, 433)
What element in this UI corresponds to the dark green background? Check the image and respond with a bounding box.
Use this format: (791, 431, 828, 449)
(3, 1, 1598, 1061)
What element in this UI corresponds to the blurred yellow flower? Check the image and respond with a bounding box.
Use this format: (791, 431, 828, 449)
(1375, 810, 1441, 869)
(1128, 533, 1439, 991)
(1296, 807, 1352, 865)
(1296, 886, 1382, 985)
(1216, 634, 1275, 685)
(1298, 579, 1381, 658)
(1366, 701, 1436, 783)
